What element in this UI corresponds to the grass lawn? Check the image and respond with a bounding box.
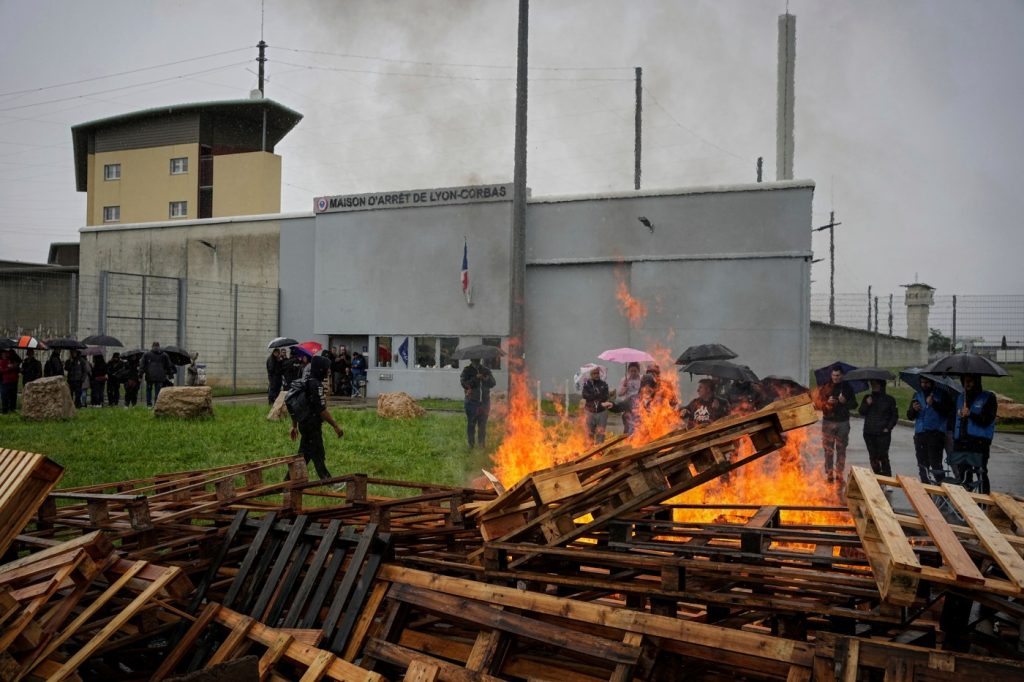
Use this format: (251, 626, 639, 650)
(0, 405, 497, 491)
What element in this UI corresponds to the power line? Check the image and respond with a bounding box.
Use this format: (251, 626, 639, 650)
(646, 92, 744, 161)
(0, 47, 251, 99)
(0, 62, 251, 113)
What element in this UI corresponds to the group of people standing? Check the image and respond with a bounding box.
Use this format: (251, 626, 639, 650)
(0, 341, 181, 413)
(577, 363, 762, 445)
(816, 363, 996, 494)
(267, 345, 368, 405)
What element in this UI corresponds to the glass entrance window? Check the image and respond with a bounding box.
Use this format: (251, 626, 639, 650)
(376, 336, 392, 367)
(414, 337, 437, 368)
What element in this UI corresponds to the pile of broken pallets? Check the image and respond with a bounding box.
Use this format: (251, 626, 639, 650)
(2, 393, 1024, 680)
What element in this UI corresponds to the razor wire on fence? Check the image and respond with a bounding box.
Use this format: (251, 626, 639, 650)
(1, 270, 278, 392)
(811, 291, 1024, 354)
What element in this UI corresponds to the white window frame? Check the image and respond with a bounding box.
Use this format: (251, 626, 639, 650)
(103, 163, 121, 181)
(103, 206, 120, 223)
(169, 201, 188, 219)
(170, 157, 189, 175)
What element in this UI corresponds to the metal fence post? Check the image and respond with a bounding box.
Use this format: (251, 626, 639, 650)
(951, 295, 957, 352)
(233, 283, 239, 395)
(873, 296, 879, 366)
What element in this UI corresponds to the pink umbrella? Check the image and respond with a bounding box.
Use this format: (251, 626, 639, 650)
(598, 347, 655, 364)
(294, 340, 323, 358)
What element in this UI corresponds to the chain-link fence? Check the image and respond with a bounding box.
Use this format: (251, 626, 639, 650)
(1, 270, 277, 391)
(812, 291, 1024, 353)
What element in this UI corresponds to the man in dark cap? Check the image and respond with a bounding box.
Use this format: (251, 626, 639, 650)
(289, 355, 344, 481)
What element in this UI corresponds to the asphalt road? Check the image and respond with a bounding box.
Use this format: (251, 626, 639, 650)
(836, 419, 1024, 497)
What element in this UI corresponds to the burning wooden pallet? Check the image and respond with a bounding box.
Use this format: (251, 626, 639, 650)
(846, 466, 1024, 606)
(0, 449, 63, 556)
(466, 394, 818, 549)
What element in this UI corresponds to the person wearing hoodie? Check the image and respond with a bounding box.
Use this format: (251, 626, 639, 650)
(21, 349, 42, 386)
(89, 354, 108, 407)
(906, 376, 953, 483)
(289, 355, 344, 481)
(64, 349, 89, 408)
(857, 379, 899, 476)
(44, 350, 63, 378)
(953, 373, 997, 494)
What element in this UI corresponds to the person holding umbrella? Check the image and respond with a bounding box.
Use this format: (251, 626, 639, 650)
(21, 349, 42, 386)
(615, 362, 643, 435)
(141, 342, 174, 407)
(953, 374, 997, 493)
(288, 355, 344, 481)
(89, 352, 108, 407)
(460, 356, 496, 448)
(267, 348, 285, 404)
(906, 375, 954, 483)
(106, 352, 124, 406)
(65, 349, 89, 408)
(817, 364, 856, 488)
(44, 350, 63, 378)
(857, 379, 899, 476)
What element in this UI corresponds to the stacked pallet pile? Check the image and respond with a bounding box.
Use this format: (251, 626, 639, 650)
(1, 392, 1023, 679)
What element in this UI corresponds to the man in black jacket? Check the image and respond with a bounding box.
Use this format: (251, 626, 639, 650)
(289, 355, 344, 480)
(460, 358, 496, 448)
(106, 352, 124, 406)
(141, 342, 174, 407)
(21, 349, 42, 386)
(858, 379, 899, 476)
(581, 365, 613, 444)
(267, 348, 284, 404)
(952, 374, 997, 493)
(44, 350, 63, 378)
(817, 365, 857, 487)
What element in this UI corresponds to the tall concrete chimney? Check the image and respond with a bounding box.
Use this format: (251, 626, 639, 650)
(904, 283, 935, 364)
(776, 13, 796, 181)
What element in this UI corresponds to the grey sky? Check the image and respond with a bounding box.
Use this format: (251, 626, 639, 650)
(1, 0, 1021, 298)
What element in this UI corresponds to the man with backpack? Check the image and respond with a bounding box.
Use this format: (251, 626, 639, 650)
(286, 355, 343, 481)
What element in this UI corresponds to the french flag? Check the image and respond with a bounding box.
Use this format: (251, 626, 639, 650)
(461, 238, 472, 304)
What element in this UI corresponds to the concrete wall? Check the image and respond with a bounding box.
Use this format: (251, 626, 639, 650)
(213, 152, 282, 217)
(87, 144, 199, 225)
(525, 182, 814, 395)
(810, 321, 924, 370)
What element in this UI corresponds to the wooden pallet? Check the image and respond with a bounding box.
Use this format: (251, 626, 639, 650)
(846, 466, 1024, 606)
(184, 511, 392, 659)
(152, 602, 384, 681)
(0, 531, 192, 680)
(468, 394, 817, 550)
(0, 449, 63, 556)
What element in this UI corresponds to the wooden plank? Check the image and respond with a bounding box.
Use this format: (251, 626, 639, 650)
(364, 638, 505, 682)
(848, 468, 920, 572)
(944, 483, 1024, 589)
(206, 615, 257, 666)
(298, 649, 337, 682)
(49, 566, 183, 679)
(150, 602, 222, 681)
(532, 470, 583, 504)
(258, 632, 295, 680)
(404, 659, 441, 682)
(342, 580, 389, 662)
(990, 492, 1024, 535)
(378, 566, 813, 668)
(464, 629, 504, 672)
(898, 476, 985, 585)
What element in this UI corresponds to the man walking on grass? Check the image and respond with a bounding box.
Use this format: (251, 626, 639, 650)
(289, 355, 344, 481)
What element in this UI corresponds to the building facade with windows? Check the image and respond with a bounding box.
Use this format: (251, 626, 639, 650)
(72, 98, 301, 226)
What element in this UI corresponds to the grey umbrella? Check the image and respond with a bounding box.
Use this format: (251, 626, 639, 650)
(899, 368, 962, 395)
(922, 352, 1009, 377)
(43, 337, 87, 350)
(675, 343, 738, 365)
(267, 336, 299, 349)
(680, 359, 759, 383)
(842, 367, 896, 383)
(451, 344, 505, 360)
(82, 334, 123, 347)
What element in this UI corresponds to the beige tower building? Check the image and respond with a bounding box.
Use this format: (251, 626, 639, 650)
(72, 98, 301, 226)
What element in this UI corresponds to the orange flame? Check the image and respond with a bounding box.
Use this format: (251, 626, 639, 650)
(615, 275, 647, 328)
(492, 354, 589, 485)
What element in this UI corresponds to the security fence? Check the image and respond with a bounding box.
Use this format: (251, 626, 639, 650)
(811, 292, 1024, 355)
(1, 270, 277, 392)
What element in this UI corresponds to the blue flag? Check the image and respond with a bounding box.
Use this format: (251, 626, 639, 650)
(398, 337, 409, 367)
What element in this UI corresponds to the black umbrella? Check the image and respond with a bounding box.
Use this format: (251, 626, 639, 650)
(451, 344, 505, 360)
(842, 367, 895, 383)
(813, 361, 869, 394)
(44, 338, 87, 350)
(122, 348, 145, 359)
(267, 336, 299, 349)
(81, 334, 123, 347)
(162, 345, 193, 366)
(0, 338, 14, 349)
(899, 368, 962, 396)
(680, 359, 759, 383)
(922, 352, 1009, 378)
(675, 343, 738, 365)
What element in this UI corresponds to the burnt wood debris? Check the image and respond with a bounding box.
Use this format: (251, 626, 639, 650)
(2, 394, 1024, 680)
